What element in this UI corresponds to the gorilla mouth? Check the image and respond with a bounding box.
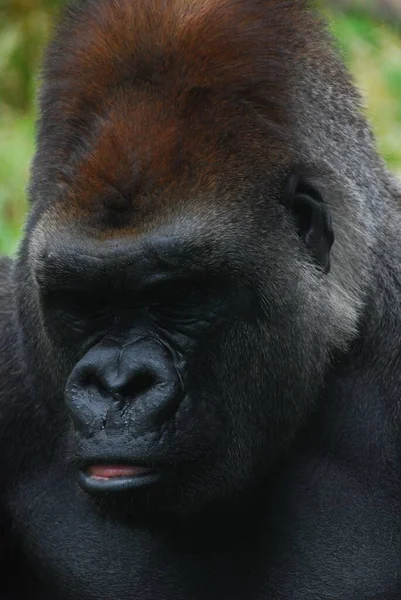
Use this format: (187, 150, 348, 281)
(88, 465, 152, 479)
(78, 464, 161, 493)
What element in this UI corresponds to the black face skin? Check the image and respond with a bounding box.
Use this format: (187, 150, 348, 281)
(19, 173, 334, 518)
(1, 1, 401, 599)
(39, 233, 242, 511)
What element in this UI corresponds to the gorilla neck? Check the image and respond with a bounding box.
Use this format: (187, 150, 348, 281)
(307, 224, 401, 484)
(355, 208, 401, 372)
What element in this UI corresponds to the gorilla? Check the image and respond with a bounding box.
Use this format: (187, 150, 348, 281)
(1, 0, 401, 598)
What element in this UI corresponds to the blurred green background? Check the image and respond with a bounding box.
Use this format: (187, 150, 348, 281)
(0, 1, 400, 255)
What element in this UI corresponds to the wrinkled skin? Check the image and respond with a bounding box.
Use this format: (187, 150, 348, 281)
(1, 1, 401, 599)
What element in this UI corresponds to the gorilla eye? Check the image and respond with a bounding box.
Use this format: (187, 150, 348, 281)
(40, 289, 113, 340)
(44, 289, 108, 315)
(145, 279, 203, 314)
(285, 175, 335, 273)
(141, 277, 226, 329)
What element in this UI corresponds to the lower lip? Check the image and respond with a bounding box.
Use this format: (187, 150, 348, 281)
(78, 465, 161, 493)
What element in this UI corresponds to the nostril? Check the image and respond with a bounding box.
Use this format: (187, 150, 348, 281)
(73, 365, 96, 389)
(69, 362, 159, 402)
(71, 365, 117, 399)
(80, 368, 111, 397)
(123, 370, 156, 398)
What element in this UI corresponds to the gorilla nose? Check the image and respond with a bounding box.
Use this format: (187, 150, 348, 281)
(64, 338, 183, 436)
(83, 357, 160, 404)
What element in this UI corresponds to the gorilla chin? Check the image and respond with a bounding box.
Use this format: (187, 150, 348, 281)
(72, 425, 217, 510)
(69, 389, 226, 513)
(74, 433, 228, 517)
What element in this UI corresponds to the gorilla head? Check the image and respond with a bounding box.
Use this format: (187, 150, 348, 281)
(15, 0, 373, 516)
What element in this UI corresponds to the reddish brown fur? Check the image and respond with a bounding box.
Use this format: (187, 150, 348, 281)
(39, 0, 321, 231)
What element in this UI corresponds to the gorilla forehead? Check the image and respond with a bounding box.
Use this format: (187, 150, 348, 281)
(45, 0, 313, 111)
(33, 0, 323, 222)
(57, 90, 284, 217)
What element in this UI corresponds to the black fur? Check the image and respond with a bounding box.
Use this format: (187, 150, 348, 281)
(1, 1, 401, 598)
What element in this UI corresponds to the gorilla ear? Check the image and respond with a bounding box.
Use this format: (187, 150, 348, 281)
(285, 174, 335, 273)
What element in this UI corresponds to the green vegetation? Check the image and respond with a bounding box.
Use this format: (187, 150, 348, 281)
(0, 4, 400, 255)
(330, 11, 401, 173)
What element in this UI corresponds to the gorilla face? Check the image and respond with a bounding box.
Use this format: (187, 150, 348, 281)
(13, 0, 362, 518)
(20, 171, 341, 516)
